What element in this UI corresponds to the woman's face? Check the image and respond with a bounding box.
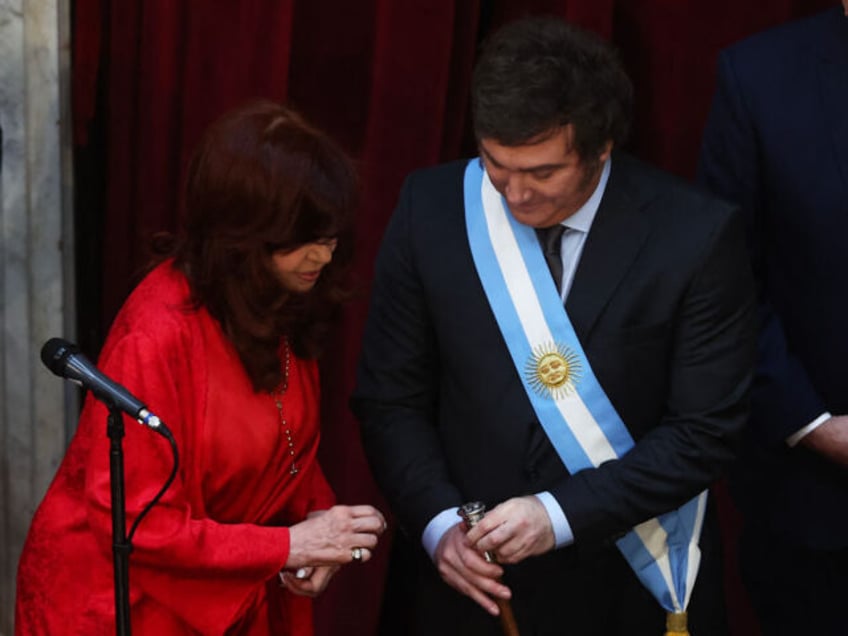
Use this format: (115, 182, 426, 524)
(270, 238, 338, 293)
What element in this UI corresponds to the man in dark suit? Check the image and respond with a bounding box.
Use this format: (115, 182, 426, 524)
(698, 4, 848, 634)
(353, 16, 755, 636)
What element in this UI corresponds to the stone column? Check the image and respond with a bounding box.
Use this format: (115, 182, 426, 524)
(0, 1, 73, 632)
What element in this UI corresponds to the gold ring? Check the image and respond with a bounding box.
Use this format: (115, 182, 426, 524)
(351, 547, 363, 562)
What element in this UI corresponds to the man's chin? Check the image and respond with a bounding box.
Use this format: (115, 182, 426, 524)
(509, 210, 555, 228)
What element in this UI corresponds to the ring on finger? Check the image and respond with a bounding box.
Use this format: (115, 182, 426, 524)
(351, 547, 363, 562)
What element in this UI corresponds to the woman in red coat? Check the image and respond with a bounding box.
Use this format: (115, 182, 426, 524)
(15, 101, 386, 635)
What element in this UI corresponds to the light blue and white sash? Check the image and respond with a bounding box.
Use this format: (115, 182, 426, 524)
(463, 157, 706, 618)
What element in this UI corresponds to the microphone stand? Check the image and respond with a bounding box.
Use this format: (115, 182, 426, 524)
(107, 406, 132, 635)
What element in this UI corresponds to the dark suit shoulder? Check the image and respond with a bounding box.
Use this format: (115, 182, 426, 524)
(392, 159, 472, 236)
(611, 152, 737, 227)
(721, 7, 844, 79)
(401, 159, 469, 196)
(710, 8, 847, 174)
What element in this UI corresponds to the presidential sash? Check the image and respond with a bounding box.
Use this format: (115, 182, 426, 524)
(463, 158, 706, 633)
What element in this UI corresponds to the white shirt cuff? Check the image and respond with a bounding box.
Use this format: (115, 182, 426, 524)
(421, 507, 460, 561)
(421, 494, 576, 559)
(786, 412, 831, 447)
(535, 491, 574, 548)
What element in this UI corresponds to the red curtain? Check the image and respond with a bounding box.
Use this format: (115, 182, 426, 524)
(72, 1, 835, 634)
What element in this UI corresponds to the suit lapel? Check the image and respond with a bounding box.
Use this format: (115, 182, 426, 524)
(565, 154, 653, 342)
(815, 11, 848, 188)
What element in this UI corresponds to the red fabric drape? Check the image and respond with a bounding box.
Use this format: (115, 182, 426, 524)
(72, 2, 836, 634)
(301, 4, 482, 631)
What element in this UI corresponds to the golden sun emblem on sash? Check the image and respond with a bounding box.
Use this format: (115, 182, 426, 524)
(525, 342, 582, 400)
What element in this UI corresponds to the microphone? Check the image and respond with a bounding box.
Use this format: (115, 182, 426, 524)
(41, 337, 166, 433)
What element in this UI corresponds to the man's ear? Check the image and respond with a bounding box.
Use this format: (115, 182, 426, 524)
(599, 140, 614, 163)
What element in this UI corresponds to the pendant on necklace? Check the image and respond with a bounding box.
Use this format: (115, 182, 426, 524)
(273, 341, 298, 475)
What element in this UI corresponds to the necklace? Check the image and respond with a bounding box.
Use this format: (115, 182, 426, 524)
(271, 340, 298, 475)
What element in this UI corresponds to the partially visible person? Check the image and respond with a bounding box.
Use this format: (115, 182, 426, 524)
(353, 16, 755, 636)
(698, 3, 848, 634)
(16, 100, 386, 635)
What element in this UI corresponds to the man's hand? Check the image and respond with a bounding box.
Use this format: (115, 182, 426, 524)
(465, 496, 555, 564)
(800, 415, 848, 467)
(434, 523, 512, 616)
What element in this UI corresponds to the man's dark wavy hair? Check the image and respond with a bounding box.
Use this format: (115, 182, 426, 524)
(472, 16, 633, 160)
(155, 100, 357, 392)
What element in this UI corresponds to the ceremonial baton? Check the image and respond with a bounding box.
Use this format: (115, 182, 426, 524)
(459, 502, 521, 636)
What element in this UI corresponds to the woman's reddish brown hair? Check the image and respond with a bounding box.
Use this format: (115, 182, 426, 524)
(160, 100, 358, 391)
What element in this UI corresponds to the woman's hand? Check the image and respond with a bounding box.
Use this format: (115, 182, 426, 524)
(285, 505, 387, 570)
(278, 565, 339, 597)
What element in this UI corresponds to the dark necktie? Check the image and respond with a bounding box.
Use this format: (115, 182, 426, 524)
(537, 224, 566, 291)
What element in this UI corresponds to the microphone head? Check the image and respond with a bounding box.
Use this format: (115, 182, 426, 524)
(40, 337, 80, 376)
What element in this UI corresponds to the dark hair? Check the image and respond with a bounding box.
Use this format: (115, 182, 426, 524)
(159, 100, 357, 391)
(472, 16, 633, 160)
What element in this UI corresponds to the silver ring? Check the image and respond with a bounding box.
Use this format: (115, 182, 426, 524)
(351, 547, 363, 562)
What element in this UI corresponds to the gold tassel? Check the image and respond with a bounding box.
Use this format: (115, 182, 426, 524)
(665, 611, 689, 636)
